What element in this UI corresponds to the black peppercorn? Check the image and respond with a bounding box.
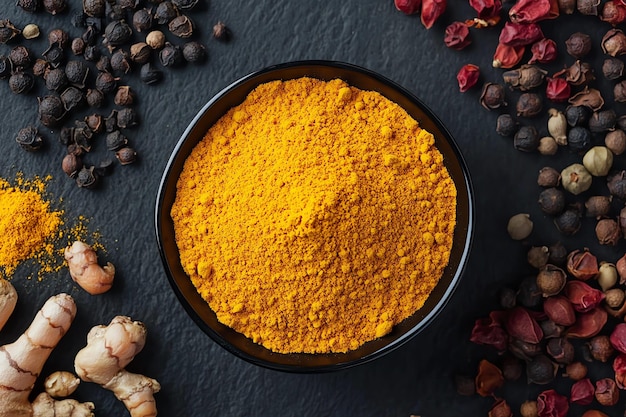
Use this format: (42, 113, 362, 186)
(565, 32, 592, 59)
(104, 110, 118, 133)
(111, 49, 132, 74)
(38, 95, 66, 127)
(554, 208, 582, 235)
(106, 131, 128, 151)
(118, 0, 139, 9)
(43, 46, 64, 68)
(48, 29, 69, 49)
(15, 126, 43, 151)
(608, 170, 626, 200)
(567, 126, 592, 153)
(514, 125, 539, 152)
(182, 41, 206, 63)
(95, 71, 118, 93)
(212, 21, 230, 41)
(546, 337, 575, 365)
(159, 42, 183, 67)
(155, 2, 179, 25)
(565, 105, 592, 127)
(17, 0, 38, 13)
(603, 57, 624, 80)
(62, 153, 82, 178)
(43, 0, 66, 15)
(85, 88, 105, 108)
(495, 114, 518, 137)
(81, 25, 99, 46)
(83, 0, 106, 17)
(548, 242, 568, 266)
(133, 8, 153, 32)
(61, 87, 86, 112)
(95, 56, 111, 73)
(116, 147, 137, 165)
(9, 46, 32, 69)
(130, 43, 151, 64)
(84, 114, 103, 133)
(44, 68, 68, 92)
(71, 38, 86, 56)
(76, 166, 98, 188)
(480, 82, 506, 110)
(0, 20, 20, 44)
(71, 11, 87, 28)
(0, 56, 12, 79)
(509, 338, 542, 361)
(589, 109, 617, 133)
(104, 20, 133, 47)
(516, 93, 542, 117)
(140, 62, 162, 84)
(116, 107, 138, 129)
(538, 167, 561, 188)
(538, 188, 566, 215)
(172, 0, 198, 9)
(73, 123, 93, 152)
(8, 71, 34, 95)
(58, 127, 73, 146)
(84, 45, 100, 62)
(517, 275, 542, 309)
(615, 81, 626, 102)
(526, 354, 556, 384)
(540, 320, 565, 339)
(65, 60, 90, 89)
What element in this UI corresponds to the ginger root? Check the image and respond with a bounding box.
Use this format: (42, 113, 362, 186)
(32, 393, 94, 417)
(0, 293, 77, 417)
(64, 241, 115, 295)
(0, 278, 17, 331)
(44, 371, 81, 398)
(74, 316, 160, 417)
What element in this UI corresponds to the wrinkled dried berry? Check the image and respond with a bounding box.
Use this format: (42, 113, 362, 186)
(47, 29, 69, 48)
(114, 86, 135, 106)
(62, 153, 82, 178)
(43, 0, 66, 15)
(38, 95, 66, 127)
(155, 2, 179, 25)
(169, 15, 194, 38)
(213, 21, 230, 41)
(172, 0, 198, 9)
(140, 62, 162, 84)
(81, 24, 99, 46)
(480, 83, 506, 110)
(568, 126, 593, 153)
(95, 71, 117, 93)
(130, 42, 151, 64)
(17, 0, 39, 13)
(159, 42, 183, 67)
(61, 87, 86, 112)
(43, 46, 64, 68)
(0, 56, 12, 79)
(9, 46, 32, 69)
(71, 11, 87, 28)
(75, 166, 98, 188)
(44, 68, 68, 92)
(83, 0, 106, 17)
(84, 113, 103, 133)
(110, 49, 131, 74)
(95, 55, 111, 72)
(539, 188, 566, 215)
(566, 105, 592, 127)
(65, 60, 90, 89)
(495, 114, 518, 137)
(83, 45, 100, 62)
(0, 20, 20, 44)
(15, 126, 43, 151)
(8, 71, 34, 94)
(514, 125, 539, 152)
(589, 110, 617, 133)
(133, 8, 153, 32)
(85, 88, 105, 108)
(603, 57, 624, 80)
(554, 209, 582, 235)
(182, 41, 206, 63)
(106, 131, 128, 151)
(117, 107, 138, 129)
(516, 93, 542, 117)
(104, 20, 133, 46)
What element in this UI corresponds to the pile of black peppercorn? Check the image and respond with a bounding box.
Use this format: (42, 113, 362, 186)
(1, 0, 231, 189)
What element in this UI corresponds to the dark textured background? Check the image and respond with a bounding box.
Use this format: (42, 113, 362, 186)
(1, 1, 626, 416)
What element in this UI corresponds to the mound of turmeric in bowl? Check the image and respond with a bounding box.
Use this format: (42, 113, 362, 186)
(171, 77, 457, 354)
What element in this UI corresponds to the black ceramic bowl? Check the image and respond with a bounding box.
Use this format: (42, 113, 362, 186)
(155, 60, 474, 372)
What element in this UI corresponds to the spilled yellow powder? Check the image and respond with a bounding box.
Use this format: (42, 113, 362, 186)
(172, 77, 457, 354)
(0, 174, 102, 280)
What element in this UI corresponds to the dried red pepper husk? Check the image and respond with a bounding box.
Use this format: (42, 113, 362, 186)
(567, 307, 607, 338)
(492, 43, 525, 68)
(394, 0, 422, 14)
(505, 306, 543, 343)
(469, 310, 507, 350)
(610, 323, 626, 354)
(445, 22, 471, 50)
(543, 295, 576, 326)
(595, 378, 619, 406)
(475, 359, 504, 397)
(469, 0, 502, 19)
(545, 77, 570, 102)
(566, 248, 599, 280)
(537, 389, 569, 417)
(613, 354, 626, 389)
(601, 0, 626, 25)
(421, 0, 446, 29)
(564, 280, 605, 312)
(457, 64, 480, 92)
(499, 22, 544, 47)
(529, 38, 558, 64)
(510, 0, 559, 23)
(488, 398, 512, 417)
(570, 378, 595, 405)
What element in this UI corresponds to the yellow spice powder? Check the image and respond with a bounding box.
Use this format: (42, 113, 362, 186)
(172, 77, 457, 354)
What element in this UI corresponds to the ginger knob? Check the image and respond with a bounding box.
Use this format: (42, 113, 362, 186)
(64, 241, 115, 295)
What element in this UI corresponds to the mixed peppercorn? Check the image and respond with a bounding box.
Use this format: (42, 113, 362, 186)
(0, 1, 230, 189)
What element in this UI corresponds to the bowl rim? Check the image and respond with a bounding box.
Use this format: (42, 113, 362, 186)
(155, 59, 475, 372)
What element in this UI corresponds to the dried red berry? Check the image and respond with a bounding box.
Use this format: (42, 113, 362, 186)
(444, 22, 471, 50)
(499, 22, 544, 47)
(567, 307, 607, 339)
(469, 0, 502, 19)
(570, 378, 594, 405)
(420, 0, 446, 29)
(537, 389, 569, 417)
(492, 43, 525, 68)
(457, 64, 480, 92)
(546, 77, 570, 102)
(529, 38, 558, 64)
(394, 0, 422, 14)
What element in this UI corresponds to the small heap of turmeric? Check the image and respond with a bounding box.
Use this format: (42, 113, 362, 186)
(172, 77, 457, 354)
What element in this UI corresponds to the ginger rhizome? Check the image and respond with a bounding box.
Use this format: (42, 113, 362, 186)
(0, 278, 17, 331)
(44, 371, 81, 398)
(32, 393, 94, 417)
(74, 316, 160, 417)
(64, 241, 115, 295)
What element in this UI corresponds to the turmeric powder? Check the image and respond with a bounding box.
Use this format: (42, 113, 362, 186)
(172, 77, 457, 354)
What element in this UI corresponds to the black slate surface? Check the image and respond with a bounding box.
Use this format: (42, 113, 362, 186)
(1, 1, 626, 416)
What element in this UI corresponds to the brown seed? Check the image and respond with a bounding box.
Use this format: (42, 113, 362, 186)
(213, 21, 230, 41)
(116, 147, 137, 165)
(114, 86, 135, 106)
(146, 30, 166, 49)
(516, 93, 542, 117)
(168, 15, 194, 38)
(130, 42, 151, 64)
(565, 32, 592, 59)
(538, 167, 561, 187)
(62, 153, 82, 178)
(480, 83, 506, 110)
(602, 28, 626, 57)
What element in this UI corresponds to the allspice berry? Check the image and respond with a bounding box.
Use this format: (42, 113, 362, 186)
(538, 136, 558, 155)
(538, 167, 561, 187)
(520, 400, 538, 417)
(565, 361, 587, 381)
(507, 213, 533, 240)
(528, 246, 550, 269)
(595, 218, 621, 245)
(605, 288, 626, 309)
(536, 264, 567, 297)
(585, 195, 612, 219)
(538, 188, 565, 215)
(605, 129, 626, 155)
